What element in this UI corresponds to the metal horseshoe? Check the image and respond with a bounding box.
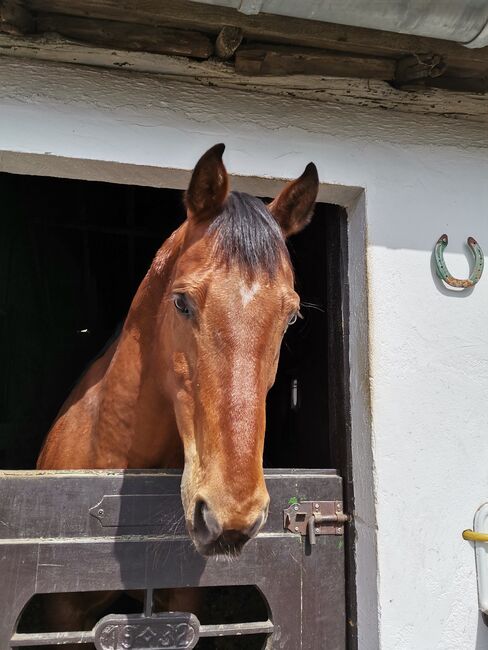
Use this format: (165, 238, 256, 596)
(434, 234, 484, 288)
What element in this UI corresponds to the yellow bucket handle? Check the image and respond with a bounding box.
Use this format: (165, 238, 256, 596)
(463, 529, 488, 542)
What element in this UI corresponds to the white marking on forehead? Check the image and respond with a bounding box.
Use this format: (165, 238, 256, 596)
(240, 281, 261, 307)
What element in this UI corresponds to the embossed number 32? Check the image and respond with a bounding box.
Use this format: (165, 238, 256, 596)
(158, 623, 195, 648)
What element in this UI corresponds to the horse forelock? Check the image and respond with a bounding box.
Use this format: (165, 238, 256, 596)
(151, 192, 289, 280)
(208, 192, 290, 277)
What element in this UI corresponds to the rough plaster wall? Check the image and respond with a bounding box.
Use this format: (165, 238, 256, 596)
(1, 58, 488, 650)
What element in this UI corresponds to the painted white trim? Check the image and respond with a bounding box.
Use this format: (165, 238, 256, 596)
(348, 192, 379, 650)
(0, 150, 361, 208)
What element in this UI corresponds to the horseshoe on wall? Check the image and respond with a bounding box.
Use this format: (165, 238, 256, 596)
(434, 234, 484, 288)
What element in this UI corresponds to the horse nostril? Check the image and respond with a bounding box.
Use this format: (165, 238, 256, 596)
(246, 510, 267, 539)
(194, 499, 206, 529)
(193, 499, 222, 545)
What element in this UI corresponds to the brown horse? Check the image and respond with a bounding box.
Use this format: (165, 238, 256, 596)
(37, 143, 318, 633)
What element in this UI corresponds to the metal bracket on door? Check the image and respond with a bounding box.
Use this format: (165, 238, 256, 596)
(284, 501, 348, 545)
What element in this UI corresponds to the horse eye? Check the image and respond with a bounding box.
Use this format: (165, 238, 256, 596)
(174, 294, 191, 316)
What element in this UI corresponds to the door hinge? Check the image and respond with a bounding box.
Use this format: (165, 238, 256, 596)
(283, 501, 349, 544)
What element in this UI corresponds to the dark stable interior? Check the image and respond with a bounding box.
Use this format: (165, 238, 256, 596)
(2, 172, 346, 649)
(0, 172, 344, 471)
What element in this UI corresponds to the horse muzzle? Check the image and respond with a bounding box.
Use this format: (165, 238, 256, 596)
(190, 498, 268, 556)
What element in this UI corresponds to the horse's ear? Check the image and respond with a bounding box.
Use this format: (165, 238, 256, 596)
(268, 163, 319, 237)
(185, 143, 229, 222)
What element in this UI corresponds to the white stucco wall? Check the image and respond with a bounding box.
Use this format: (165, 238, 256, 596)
(1, 58, 488, 650)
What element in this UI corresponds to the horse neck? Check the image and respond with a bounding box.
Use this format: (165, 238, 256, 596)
(96, 227, 186, 469)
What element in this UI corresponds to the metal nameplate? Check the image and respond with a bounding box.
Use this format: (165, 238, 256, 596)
(94, 613, 199, 650)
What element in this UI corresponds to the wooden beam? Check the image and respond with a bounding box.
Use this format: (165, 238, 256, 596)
(395, 53, 446, 84)
(215, 26, 242, 61)
(394, 54, 488, 92)
(424, 76, 488, 93)
(0, 0, 33, 34)
(26, 0, 488, 74)
(36, 13, 213, 58)
(0, 33, 487, 124)
(235, 44, 396, 80)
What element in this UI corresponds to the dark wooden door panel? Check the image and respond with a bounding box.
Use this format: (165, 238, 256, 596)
(0, 469, 345, 649)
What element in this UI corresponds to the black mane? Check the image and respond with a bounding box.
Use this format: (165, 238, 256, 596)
(209, 192, 289, 276)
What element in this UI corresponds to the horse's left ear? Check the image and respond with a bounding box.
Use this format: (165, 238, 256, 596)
(268, 163, 319, 237)
(185, 143, 229, 222)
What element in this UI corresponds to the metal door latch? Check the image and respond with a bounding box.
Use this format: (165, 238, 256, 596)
(283, 501, 348, 544)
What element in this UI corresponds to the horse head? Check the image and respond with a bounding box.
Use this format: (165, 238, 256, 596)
(157, 144, 319, 555)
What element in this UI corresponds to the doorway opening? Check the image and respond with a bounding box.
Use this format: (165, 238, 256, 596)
(0, 170, 353, 648)
(0, 172, 349, 472)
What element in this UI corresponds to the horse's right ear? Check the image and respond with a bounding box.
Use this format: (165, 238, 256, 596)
(185, 143, 229, 222)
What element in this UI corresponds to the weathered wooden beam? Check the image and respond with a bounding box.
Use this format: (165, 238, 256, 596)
(0, 33, 487, 124)
(0, 0, 33, 34)
(395, 53, 446, 84)
(36, 13, 213, 58)
(394, 54, 488, 92)
(235, 44, 396, 80)
(26, 0, 488, 74)
(215, 26, 242, 61)
(424, 76, 488, 93)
